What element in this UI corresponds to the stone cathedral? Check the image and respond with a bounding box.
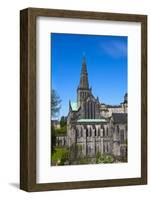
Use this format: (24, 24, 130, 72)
(56, 57, 127, 163)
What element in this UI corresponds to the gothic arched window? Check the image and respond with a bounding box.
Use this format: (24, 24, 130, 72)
(76, 128, 81, 138)
(106, 127, 109, 137)
(94, 126, 96, 137)
(89, 127, 91, 137)
(81, 126, 83, 137)
(86, 127, 89, 137)
(120, 129, 124, 144)
(117, 125, 119, 133)
(103, 143, 106, 153)
(88, 101, 91, 119)
(88, 145, 91, 155)
(91, 102, 93, 119)
(102, 125, 105, 137)
(116, 125, 120, 138)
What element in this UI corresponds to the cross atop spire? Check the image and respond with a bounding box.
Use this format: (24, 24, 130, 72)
(79, 56, 89, 89)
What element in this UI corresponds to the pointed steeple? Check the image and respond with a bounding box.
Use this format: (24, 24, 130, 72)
(79, 56, 89, 89)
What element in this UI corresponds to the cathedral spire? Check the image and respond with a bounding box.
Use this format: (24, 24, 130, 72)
(79, 56, 89, 89)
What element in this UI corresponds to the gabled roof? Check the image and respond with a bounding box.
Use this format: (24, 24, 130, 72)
(112, 113, 127, 124)
(86, 94, 96, 102)
(106, 105, 121, 108)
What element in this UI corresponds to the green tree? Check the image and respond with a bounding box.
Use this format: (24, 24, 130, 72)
(55, 127, 67, 135)
(51, 89, 61, 118)
(60, 116, 67, 127)
(51, 125, 56, 153)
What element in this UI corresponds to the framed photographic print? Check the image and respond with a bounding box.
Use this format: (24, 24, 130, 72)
(20, 8, 147, 191)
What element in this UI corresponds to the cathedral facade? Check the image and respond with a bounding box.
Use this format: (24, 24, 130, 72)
(56, 57, 127, 163)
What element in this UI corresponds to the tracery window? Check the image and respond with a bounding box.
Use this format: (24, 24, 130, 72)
(106, 127, 109, 136)
(120, 129, 125, 144)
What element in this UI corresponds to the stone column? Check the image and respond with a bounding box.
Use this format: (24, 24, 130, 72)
(101, 126, 103, 137)
(76, 125, 80, 138)
(104, 125, 106, 137)
(100, 138, 104, 154)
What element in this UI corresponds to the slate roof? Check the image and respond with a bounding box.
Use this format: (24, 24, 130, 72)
(112, 113, 127, 124)
(106, 105, 121, 108)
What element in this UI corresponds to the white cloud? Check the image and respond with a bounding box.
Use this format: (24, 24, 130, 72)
(100, 39, 127, 59)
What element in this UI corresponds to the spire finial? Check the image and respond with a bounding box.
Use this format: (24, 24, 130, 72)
(79, 55, 89, 89)
(82, 52, 86, 66)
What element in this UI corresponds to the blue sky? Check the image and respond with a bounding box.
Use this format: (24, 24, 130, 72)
(51, 33, 127, 118)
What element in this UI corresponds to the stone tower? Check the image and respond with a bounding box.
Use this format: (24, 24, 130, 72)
(77, 56, 91, 107)
(76, 56, 100, 119)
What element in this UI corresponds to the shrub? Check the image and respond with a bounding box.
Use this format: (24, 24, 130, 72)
(96, 153, 114, 164)
(51, 147, 69, 165)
